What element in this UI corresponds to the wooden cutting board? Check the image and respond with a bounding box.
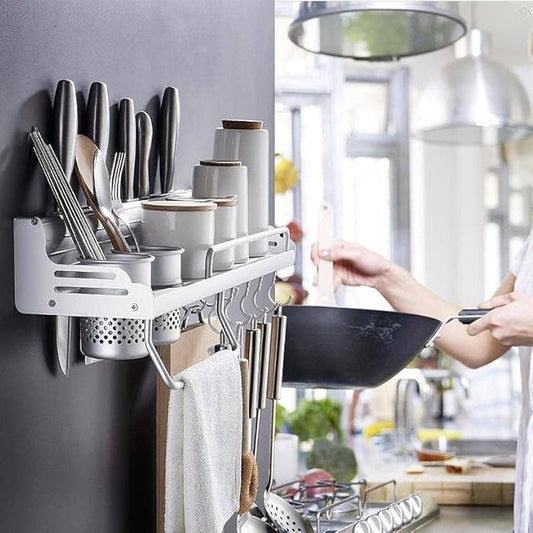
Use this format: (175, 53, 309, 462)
(155, 322, 221, 533)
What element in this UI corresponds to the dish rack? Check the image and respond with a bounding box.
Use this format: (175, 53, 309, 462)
(273, 478, 439, 532)
(13, 203, 295, 388)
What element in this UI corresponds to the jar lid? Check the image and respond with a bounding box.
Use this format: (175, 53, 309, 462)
(199, 160, 242, 167)
(210, 195, 238, 207)
(222, 119, 263, 130)
(142, 200, 217, 212)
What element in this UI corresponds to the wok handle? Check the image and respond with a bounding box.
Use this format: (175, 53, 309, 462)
(458, 308, 491, 324)
(317, 200, 336, 306)
(425, 308, 492, 348)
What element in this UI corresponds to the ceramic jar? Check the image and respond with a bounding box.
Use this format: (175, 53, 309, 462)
(192, 160, 249, 263)
(213, 119, 269, 257)
(141, 199, 216, 279)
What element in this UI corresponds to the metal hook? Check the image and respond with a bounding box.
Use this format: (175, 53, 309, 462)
(215, 290, 239, 350)
(252, 276, 271, 321)
(267, 280, 295, 310)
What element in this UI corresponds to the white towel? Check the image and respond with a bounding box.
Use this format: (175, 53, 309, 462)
(165, 350, 242, 533)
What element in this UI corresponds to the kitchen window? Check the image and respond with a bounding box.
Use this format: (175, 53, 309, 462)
(275, 5, 411, 309)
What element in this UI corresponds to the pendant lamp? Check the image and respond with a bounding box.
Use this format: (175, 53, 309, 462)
(416, 29, 533, 144)
(288, 1, 467, 61)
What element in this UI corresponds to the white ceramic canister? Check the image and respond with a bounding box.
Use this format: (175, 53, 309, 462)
(210, 196, 238, 271)
(141, 200, 216, 279)
(213, 119, 269, 257)
(192, 160, 249, 263)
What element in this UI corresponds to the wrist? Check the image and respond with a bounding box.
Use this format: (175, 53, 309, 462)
(374, 261, 408, 295)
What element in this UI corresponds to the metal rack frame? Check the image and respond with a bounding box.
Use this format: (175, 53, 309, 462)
(14, 216, 294, 320)
(13, 210, 295, 389)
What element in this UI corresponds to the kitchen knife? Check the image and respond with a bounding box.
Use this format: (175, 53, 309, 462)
(118, 97, 136, 200)
(86, 81, 110, 159)
(51, 79, 79, 378)
(135, 111, 153, 199)
(160, 86, 180, 194)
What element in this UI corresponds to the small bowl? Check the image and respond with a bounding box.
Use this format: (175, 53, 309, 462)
(139, 245, 184, 288)
(414, 447, 454, 462)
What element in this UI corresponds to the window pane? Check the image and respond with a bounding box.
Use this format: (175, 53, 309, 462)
(344, 81, 388, 135)
(342, 157, 391, 309)
(300, 105, 325, 301)
(484, 171, 499, 209)
(275, 15, 321, 78)
(484, 222, 501, 294)
(509, 191, 527, 226)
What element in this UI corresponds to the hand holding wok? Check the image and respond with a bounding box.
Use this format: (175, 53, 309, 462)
(467, 292, 533, 346)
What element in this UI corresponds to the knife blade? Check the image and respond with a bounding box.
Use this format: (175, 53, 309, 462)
(118, 97, 136, 200)
(135, 111, 153, 198)
(86, 81, 110, 159)
(52, 79, 79, 378)
(160, 86, 180, 194)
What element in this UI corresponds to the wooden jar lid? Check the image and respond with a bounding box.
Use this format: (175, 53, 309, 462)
(221, 119, 263, 130)
(210, 195, 238, 207)
(142, 200, 216, 212)
(199, 160, 242, 167)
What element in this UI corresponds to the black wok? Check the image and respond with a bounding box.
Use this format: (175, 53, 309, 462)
(282, 306, 487, 389)
(284, 201, 487, 389)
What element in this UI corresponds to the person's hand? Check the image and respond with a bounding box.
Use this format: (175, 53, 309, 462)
(311, 239, 391, 291)
(467, 292, 533, 346)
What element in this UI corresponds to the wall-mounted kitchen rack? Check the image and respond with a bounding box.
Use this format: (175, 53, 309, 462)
(13, 202, 295, 389)
(14, 215, 294, 320)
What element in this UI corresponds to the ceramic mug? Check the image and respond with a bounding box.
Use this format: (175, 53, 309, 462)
(213, 120, 269, 257)
(141, 199, 216, 279)
(192, 160, 249, 263)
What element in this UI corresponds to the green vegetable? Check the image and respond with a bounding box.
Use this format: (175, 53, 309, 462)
(306, 437, 357, 482)
(287, 397, 343, 443)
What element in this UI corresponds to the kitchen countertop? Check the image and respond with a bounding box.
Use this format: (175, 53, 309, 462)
(425, 505, 513, 532)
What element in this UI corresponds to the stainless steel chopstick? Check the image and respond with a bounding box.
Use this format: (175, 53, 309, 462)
(29, 128, 105, 260)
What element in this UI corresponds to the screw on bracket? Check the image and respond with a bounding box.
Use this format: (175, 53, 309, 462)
(48, 300, 56, 307)
(131, 303, 138, 312)
(31, 218, 39, 225)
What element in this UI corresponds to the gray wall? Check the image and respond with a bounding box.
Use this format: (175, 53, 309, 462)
(0, 1, 273, 531)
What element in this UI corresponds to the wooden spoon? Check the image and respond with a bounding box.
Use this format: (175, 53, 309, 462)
(75, 134, 130, 252)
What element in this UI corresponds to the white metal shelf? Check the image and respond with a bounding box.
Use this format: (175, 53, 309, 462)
(14, 216, 295, 320)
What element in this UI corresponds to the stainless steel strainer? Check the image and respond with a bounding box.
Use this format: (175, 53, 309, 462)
(80, 316, 148, 359)
(152, 308, 181, 345)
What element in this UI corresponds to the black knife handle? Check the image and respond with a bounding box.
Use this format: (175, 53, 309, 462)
(86, 81, 110, 158)
(118, 98, 136, 200)
(136, 111, 153, 199)
(52, 79, 78, 185)
(160, 86, 180, 194)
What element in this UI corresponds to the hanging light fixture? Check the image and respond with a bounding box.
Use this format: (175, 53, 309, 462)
(288, 2, 467, 61)
(416, 29, 533, 144)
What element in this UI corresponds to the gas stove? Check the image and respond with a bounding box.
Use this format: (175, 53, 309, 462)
(271, 478, 440, 532)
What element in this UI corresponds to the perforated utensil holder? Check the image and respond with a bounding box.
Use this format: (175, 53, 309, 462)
(79, 253, 154, 359)
(80, 316, 148, 359)
(152, 308, 181, 345)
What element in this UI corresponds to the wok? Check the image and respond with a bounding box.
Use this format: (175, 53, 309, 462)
(282, 201, 486, 389)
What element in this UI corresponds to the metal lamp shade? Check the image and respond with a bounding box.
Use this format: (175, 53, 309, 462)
(288, 1, 467, 61)
(416, 29, 533, 144)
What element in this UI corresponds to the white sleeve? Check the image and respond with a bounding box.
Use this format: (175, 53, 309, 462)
(511, 235, 531, 278)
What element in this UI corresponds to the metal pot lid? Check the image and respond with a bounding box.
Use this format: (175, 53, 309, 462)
(288, 1, 467, 61)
